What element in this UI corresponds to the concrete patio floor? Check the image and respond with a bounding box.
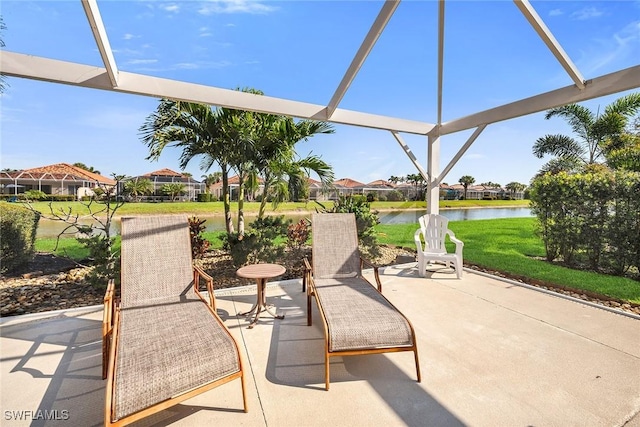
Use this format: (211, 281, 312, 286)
(1, 263, 639, 427)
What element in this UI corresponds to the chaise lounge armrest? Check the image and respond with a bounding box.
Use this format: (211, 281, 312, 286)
(359, 257, 382, 292)
(102, 279, 116, 380)
(193, 265, 216, 310)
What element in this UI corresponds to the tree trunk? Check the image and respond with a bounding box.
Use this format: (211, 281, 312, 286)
(237, 170, 246, 236)
(221, 167, 234, 234)
(258, 171, 272, 219)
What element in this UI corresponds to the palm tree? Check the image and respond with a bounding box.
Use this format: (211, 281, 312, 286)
(201, 172, 222, 194)
(533, 93, 640, 174)
(458, 175, 475, 200)
(505, 182, 526, 199)
(73, 162, 101, 175)
(254, 116, 335, 218)
(124, 177, 153, 202)
(161, 183, 186, 201)
(0, 17, 7, 94)
(480, 181, 501, 188)
(139, 98, 237, 234)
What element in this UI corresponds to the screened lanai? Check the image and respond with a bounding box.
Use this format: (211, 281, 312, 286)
(1, 0, 639, 210)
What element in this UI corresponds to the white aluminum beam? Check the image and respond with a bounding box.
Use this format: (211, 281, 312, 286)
(0, 51, 435, 135)
(326, 0, 399, 119)
(514, 0, 585, 89)
(436, 0, 445, 124)
(391, 131, 429, 181)
(427, 135, 440, 215)
(435, 124, 486, 186)
(81, 0, 119, 87)
(438, 64, 640, 136)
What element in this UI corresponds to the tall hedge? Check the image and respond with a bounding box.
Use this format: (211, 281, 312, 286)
(529, 170, 640, 275)
(0, 203, 41, 274)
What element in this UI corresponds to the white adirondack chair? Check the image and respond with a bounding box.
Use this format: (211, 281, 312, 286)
(414, 214, 464, 278)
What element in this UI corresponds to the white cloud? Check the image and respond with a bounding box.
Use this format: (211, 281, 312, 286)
(123, 33, 138, 40)
(127, 59, 158, 65)
(570, 6, 603, 20)
(161, 4, 180, 13)
(548, 9, 563, 17)
(198, 0, 277, 15)
(579, 20, 640, 74)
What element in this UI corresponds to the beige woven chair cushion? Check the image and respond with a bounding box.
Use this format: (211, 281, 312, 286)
(314, 278, 413, 352)
(113, 297, 240, 421)
(311, 213, 361, 279)
(120, 216, 195, 308)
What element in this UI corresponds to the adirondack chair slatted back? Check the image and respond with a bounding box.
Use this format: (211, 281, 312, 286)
(311, 213, 361, 279)
(120, 216, 194, 307)
(419, 214, 448, 254)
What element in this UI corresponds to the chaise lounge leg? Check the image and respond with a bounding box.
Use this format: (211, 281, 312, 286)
(325, 352, 330, 391)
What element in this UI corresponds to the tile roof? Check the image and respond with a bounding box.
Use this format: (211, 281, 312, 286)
(13, 163, 115, 184)
(334, 178, 365, 188)
(143, 168, 183, 177)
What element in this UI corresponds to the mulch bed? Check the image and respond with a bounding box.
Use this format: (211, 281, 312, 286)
(2, 248, 638, 317)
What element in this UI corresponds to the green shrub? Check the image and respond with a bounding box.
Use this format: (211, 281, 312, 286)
(189, 216, 210, 258)
(0, 203, 40, 274)
(316, 195, 380, 258)
(220, 215, 289, 266)
(197, 193, 213, 202)
(24, 189, 47, 201)
(385, 190, 405, 201)
(530, 170, 640, 277)
(287, 218, 310, 250)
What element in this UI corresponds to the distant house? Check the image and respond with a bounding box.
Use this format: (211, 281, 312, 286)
(125, 168, 203, 201)
(209, 175, 265, 201)
(448, 184, 524, 200)
(0, 163, 116, 198)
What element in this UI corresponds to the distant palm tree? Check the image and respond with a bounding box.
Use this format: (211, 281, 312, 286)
(124, 178, 153, 202)
(201, 172, 221, 193)
(505, 182, 526, 199)
(480, 181, 501, 188)
(533, 93, 640, 174)
(161, 183, 186, 201)
(73, 162, 101, 175)
(458, 175, 475, 200)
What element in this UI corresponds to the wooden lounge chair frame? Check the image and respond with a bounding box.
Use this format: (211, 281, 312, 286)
(304, 213, 421, 390)
(102, 216, 247, 426)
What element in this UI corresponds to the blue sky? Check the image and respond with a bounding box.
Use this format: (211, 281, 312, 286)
(1, 0, 639, 187)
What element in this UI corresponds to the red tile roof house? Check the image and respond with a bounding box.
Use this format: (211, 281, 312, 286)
(208, 175, 265, 201)
(128, 168, 204, 202)
(0, 163, 116, 199)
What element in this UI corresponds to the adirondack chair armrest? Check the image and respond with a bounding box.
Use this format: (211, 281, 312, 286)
(413, 228, 424, 252)
(360, 257, 383, 292)
(193, 265, 216, 311)
(446, 230, 464, 256)
(102, 279, 116, 380)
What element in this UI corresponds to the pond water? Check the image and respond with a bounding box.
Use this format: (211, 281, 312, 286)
(36, 207, 533, 238)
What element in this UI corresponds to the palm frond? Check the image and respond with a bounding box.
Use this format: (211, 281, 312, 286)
(532, 134, 586, 162)
(545, 104, 593, 141)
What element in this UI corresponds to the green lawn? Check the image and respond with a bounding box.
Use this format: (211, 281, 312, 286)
(34, 215, 639, 304)
(24, 199, 530, 217)
(376, 217, 640, 304)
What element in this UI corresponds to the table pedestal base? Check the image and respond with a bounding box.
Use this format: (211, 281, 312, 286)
(238, 278, 284, 328)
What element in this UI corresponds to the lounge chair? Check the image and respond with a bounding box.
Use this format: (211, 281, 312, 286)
(414, 214, 464, 278)
(304, 213, 421, 390)
(103, 215, 247, 426)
